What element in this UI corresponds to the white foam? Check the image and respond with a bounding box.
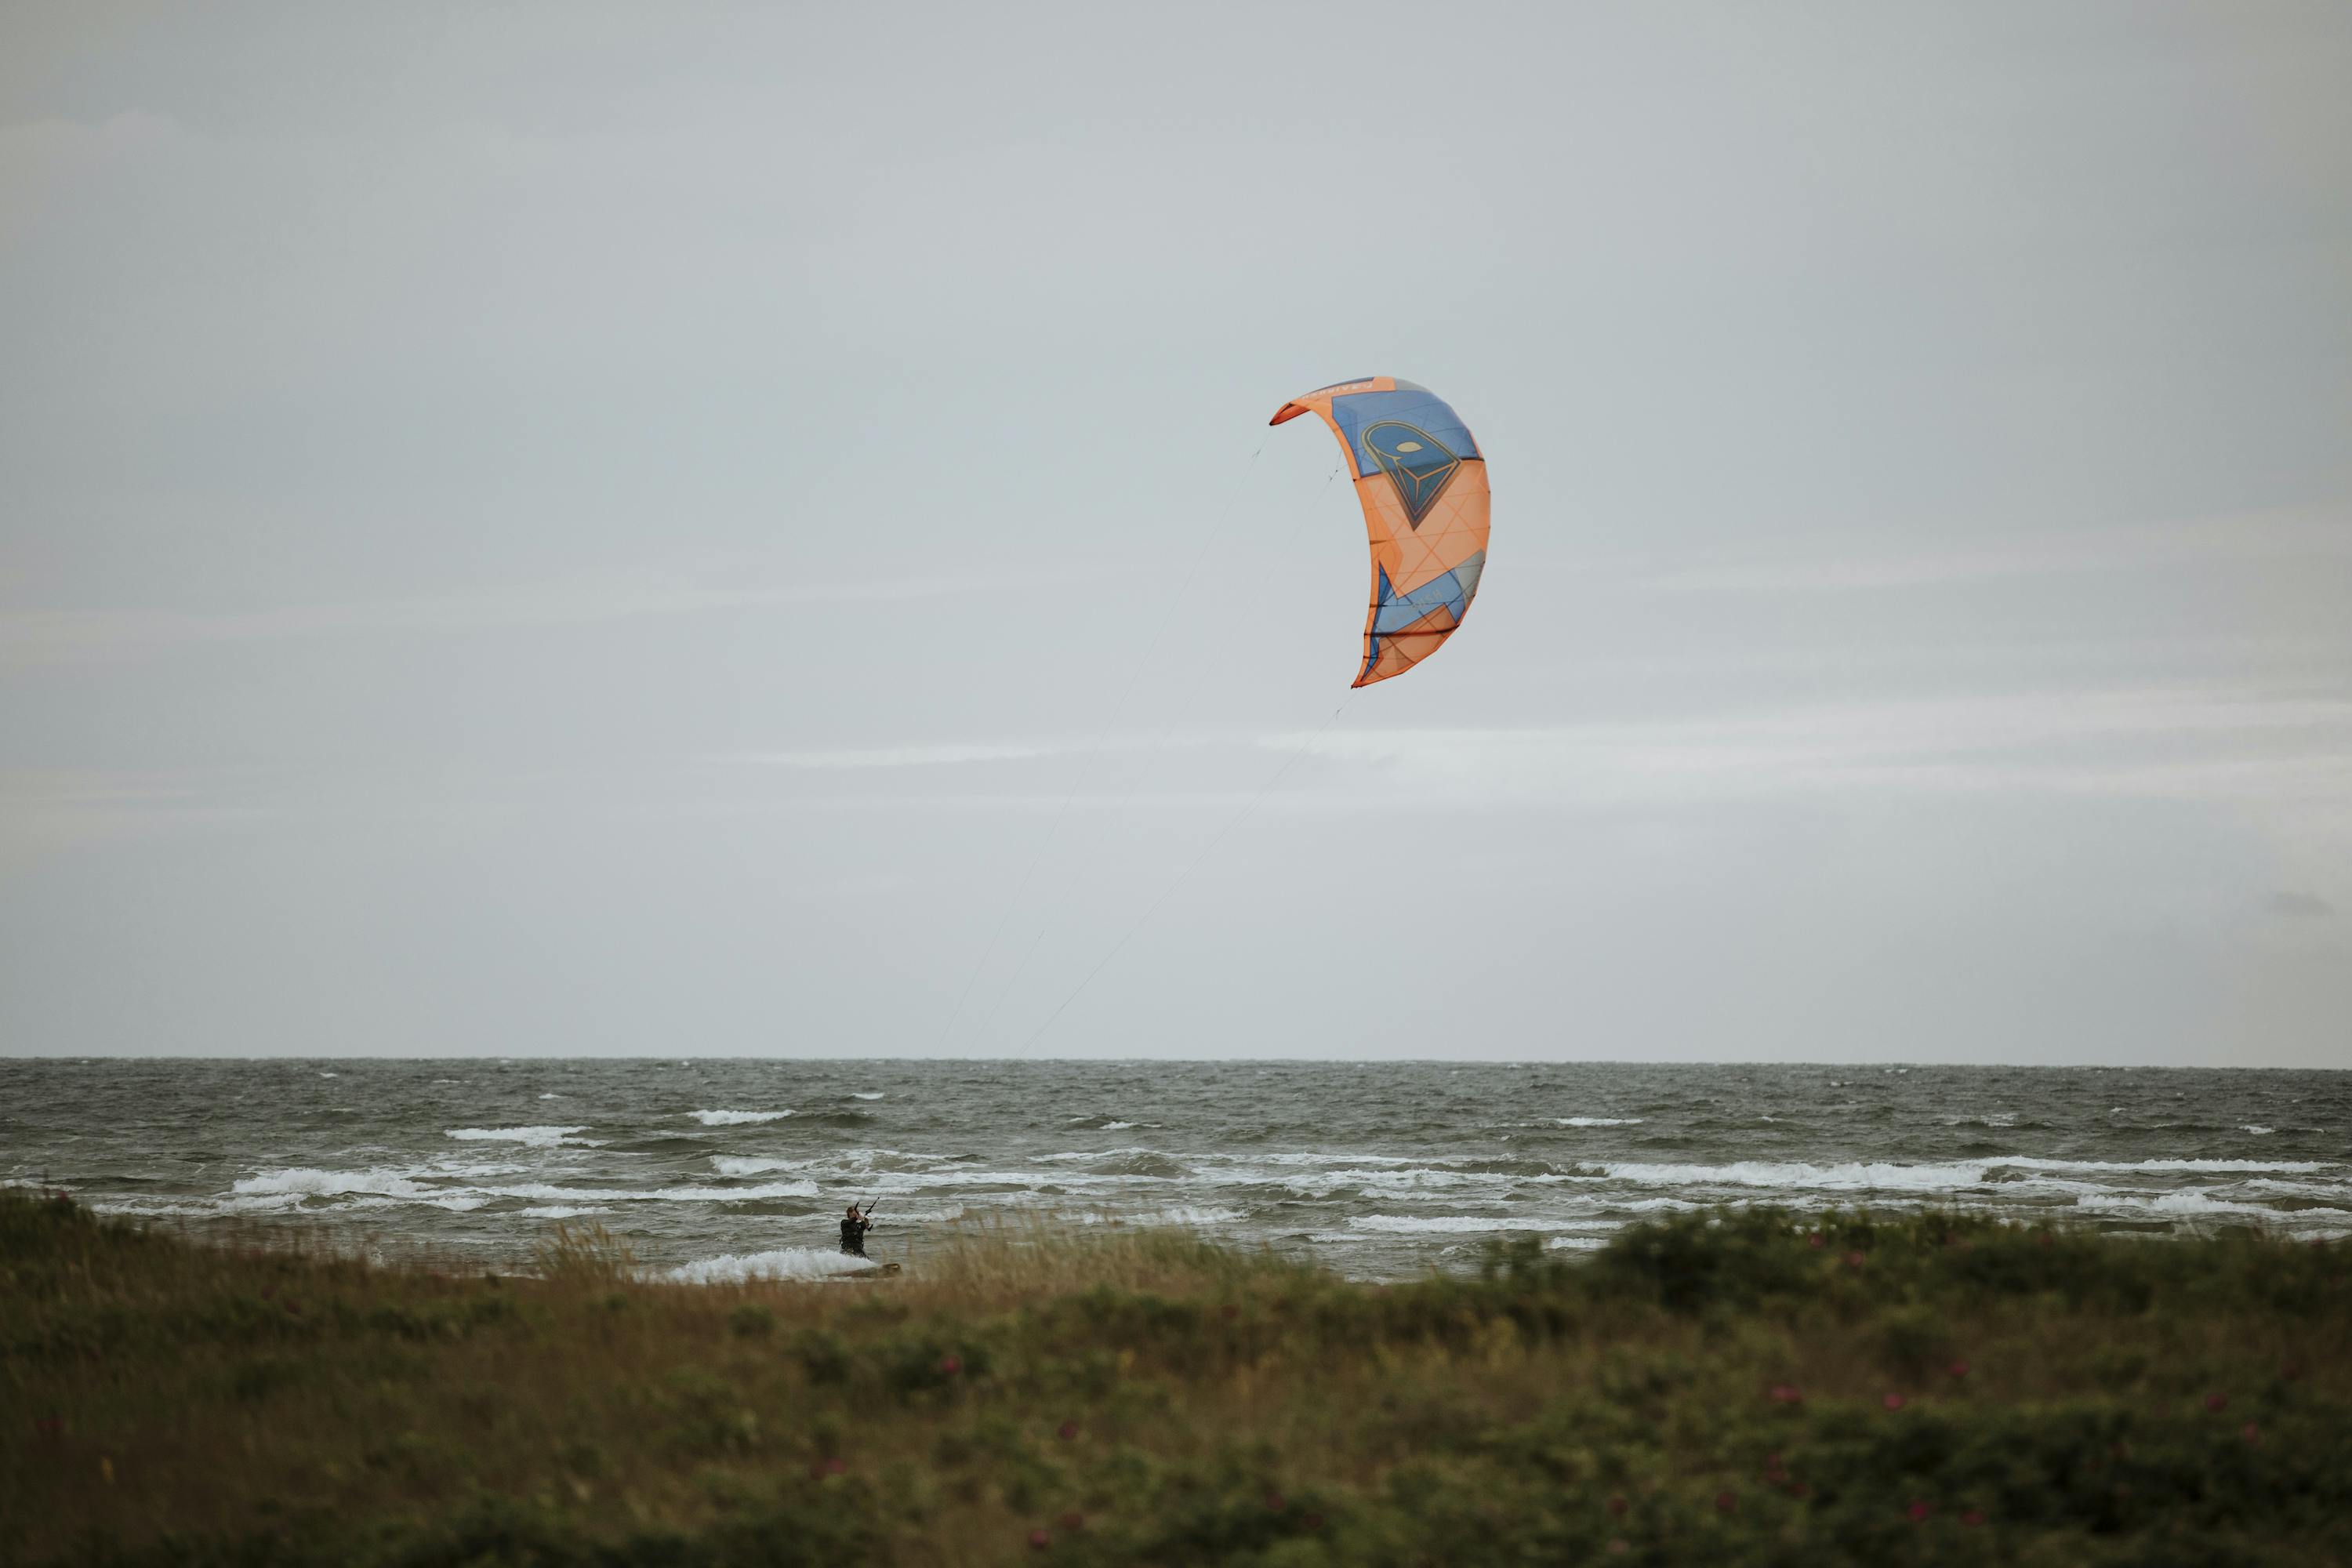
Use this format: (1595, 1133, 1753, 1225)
(1557, 1117, 1643, 1127)
(481, 1180, 819, 1203)
(1102, 1121, 1140, 1131)
(1597, 1160, 1989, 1192)
(2239, 1178, 2352, 1200)
(445, 1126, 599, 1148)
(1589, 1156, 2339, 1192)
(346, 1194, 489, 1213)
(711, 1156, 816, 1176)
(517, 1205, 613, 1219)
(1254, 1151, 1431, 1168)
(865, 1203, 964, 1223)
(1065, 1205, 1242, 1227)
(2078, 1191, 2349, 1219)
(1274, 1168, 1504, 1198)
(235, 1167, 441, 1200)
(539, 1093, 565, 1101)
(851, 1092, 885, 1101)
(666, 1248, 879, 1283)
(2243, 1126, 2276, 1135)
(689, 1109, 792, 1126)
(1347, 1214, 1592, 1234)
(1991, 1156, 2330, 1175)
(1545, 1236, 1611, 1250)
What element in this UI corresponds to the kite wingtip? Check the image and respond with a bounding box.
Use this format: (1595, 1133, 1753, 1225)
(1269, 403, 1308, 426)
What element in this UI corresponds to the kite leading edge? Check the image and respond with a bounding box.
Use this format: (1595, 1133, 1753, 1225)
(1270, 377, 1490, 688)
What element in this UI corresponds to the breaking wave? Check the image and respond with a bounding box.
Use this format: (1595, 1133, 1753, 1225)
(666, 1249, 880, 1283)
(445, 1126, 600, 1148)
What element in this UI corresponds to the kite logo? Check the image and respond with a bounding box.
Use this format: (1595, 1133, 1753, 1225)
(1359, 421, 1461, 529)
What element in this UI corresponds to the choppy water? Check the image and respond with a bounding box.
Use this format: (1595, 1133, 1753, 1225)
(4, 1060, 2347, 1281)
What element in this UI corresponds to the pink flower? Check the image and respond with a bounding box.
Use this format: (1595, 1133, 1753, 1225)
(1769, 1383, 1804, 1404)
(1883, 1392, 1906, 1411)
(1057, 1420, 1080, 1441)
(1807, 1232, 1825, 1249)
(2241, 1423, 2261, 1446)
(938, 1355, 962, 1376)
(1844, 1250, 1866, 1269)
(1907, 1501, 1933, 1523)
(1948, 1360, 1970, 1379)
(1028, 1527, 1051, 1550)
(2205, 1393, 2228, 1413)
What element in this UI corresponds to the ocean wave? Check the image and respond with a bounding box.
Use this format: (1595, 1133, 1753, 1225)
(688, 1109, 792, 1126)
(1347, 1214, 1592, 1234)
(851, 1093, 885, 1101)
(666, 1248, 879, 1283)
(1991, 1156, 2332, 1175)
(1557, 1117, 1643, 1127)
(2242, 1126, 2276, 1135)
(235, 1167, 445, 1200)
(516, 1205, 613, 1219)
(2237, 1178, 2352, 1200)
(1595, 1160, 1990, 1192)
(89, 1192, 308, 1218)
(1272, 1168, 1509, 1198)
(865, 1203, 963, 1223)
(1065, 1205, 1242, 1228)
(1251, 1152, 1438, 1169)
(2077, 1191, 2350, 1220)
(1544, 1236, 1611, 1250)
(445, 1126, 600, 1148)
(710, 1156, 816, 1177)
(345, 1194, 489, 1213)
(1588, 1156, 2339, 1192)
(230, 1167, 821, 1205)
(483, 1180, 819, 1203)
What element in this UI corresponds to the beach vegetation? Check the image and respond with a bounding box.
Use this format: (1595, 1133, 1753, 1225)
(2, 1190, 2347, 1565)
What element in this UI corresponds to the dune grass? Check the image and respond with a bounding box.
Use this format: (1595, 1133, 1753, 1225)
(4, 1189, 2348, 1566)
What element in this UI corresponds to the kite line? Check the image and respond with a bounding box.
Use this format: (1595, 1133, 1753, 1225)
(928, 438, 1270, 1052)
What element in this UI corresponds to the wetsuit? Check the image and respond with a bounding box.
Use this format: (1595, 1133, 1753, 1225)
(840, 1215, 870, 1257)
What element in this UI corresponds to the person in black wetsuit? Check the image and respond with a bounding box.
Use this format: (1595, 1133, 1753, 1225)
(839, 1204, 871, 1258)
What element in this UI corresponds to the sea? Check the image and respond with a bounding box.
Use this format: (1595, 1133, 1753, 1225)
(4, 1060, 2347, 1283)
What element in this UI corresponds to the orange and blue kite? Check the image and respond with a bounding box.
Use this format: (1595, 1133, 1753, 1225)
(1272, 376, 1490, 688)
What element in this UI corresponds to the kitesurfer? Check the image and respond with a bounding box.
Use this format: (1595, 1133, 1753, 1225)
(840, 1203, 871, 1258)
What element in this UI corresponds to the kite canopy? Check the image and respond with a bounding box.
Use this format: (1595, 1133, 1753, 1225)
(1270, 377, 1490, 687)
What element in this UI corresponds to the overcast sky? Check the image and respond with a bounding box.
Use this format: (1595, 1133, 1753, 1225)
(3, 2, 2347, 1065)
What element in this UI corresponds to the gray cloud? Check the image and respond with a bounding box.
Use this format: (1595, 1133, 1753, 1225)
(2265, 891, 2336, 920)
(3, 1, 2349, 1064)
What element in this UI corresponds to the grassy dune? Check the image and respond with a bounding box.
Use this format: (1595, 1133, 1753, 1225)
(4, 1190, 2348, 1566)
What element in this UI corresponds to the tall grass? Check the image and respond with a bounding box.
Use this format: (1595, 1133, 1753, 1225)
(3, 1189, 2347, 1566)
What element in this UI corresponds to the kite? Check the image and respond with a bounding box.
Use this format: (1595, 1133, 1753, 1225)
(1271, 376, 1490, 687)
